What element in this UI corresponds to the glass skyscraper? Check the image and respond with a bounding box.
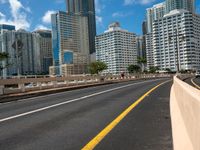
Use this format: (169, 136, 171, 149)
(66, 0, 96, 54)
(166, 0, 195, 13)
(50, 11, 89, 76)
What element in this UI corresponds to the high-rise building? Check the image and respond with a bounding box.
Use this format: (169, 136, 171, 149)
(33, 30, 53, 74)
(136, 36, 146, 59)
(146, 2, 166, 33)
(146, 33, 154, 69)
(50, 11, 89, 76)
(96, 22, 137, 75)
(0, 24, 15, 31)
(152, 9, 200, 71)
(165, 0, 195, 13)
(66, 0, 96, 54)
(146, 2, 166, 69)
(0, 28, 43, 77)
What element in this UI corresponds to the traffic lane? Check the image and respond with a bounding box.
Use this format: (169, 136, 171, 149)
(184, 77, 200, 89)
(193, 77, 200, 86)
(0, 79, 169, 150)
(0, 78, 167, 120)
(96, 82, 172, 150)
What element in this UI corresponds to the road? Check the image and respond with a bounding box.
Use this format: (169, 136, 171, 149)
(184, 77, 200, 89)
(0, 78, 172, 150)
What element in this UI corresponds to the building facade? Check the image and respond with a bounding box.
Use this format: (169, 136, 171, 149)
(96, 22, 137, 75)
(0, 24, 15, 31)
(153, 10, 200, 71)
(51, 11, 89, 76)
(146, 2, 166, 69)
(33, 30, 53, 74)
(0, 28, 43, 77)
(146, 2, 166, 33)
(166, 0, 195, 13)
(66, 0, 96, 54)
(136, 36, 146, 59)
(146, 33, 154, 69)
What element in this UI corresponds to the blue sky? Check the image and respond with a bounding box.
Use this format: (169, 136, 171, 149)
(0, 0, 200, 35)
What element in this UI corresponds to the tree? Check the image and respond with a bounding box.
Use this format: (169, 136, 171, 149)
(128, 65, 140, 74)
(0, 52, 9, 61)
(149, 66, 159, 73)
(137, 57, 146, 72)
(0, 52, 9, 74)
(88, 61, 108, 74)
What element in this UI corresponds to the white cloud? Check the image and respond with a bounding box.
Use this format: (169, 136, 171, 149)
(96, 16, 103, 25)
(112, 12, 133, 18)
(95, 0, 105, 14)
(34, 25, 50, 31)
(42, 10, 56, 24)
(0, 12, 5, 17)
(124, 0, 156, 5)
(0, 0, 31, 30)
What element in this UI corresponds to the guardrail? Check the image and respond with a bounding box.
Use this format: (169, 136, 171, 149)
(0, 74, 171, 95)
(170, 76, 200, 150)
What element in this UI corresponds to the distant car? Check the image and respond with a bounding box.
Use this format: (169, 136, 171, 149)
(196, 70, 200, 78)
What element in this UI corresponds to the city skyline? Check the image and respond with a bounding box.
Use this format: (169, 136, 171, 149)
(0, 0, 200, 35)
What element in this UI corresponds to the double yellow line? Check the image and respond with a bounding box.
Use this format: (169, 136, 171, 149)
(82, 80, 169, 150)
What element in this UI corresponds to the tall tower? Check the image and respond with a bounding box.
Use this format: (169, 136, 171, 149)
(166, 0, 195, 13)
(66, 0, 96, 54)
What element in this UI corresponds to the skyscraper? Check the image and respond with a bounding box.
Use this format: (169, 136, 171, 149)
(166, 0, 195, 13)
(33, 30, 53, 74)
(146, 2, 166, 33)
(0, 28, 44, 77)
(50, 11, 89, 76)
(66, 0, 96, 54)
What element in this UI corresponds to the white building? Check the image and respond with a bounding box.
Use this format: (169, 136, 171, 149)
(153, 9, 200, 71)
(146, 2, 166, 70)
(146, 33, 154, 69)
(146, 2, 166, 33)
(96, 22, 137, 75)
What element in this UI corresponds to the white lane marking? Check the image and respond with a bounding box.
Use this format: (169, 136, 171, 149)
(0, 80, 141, 105)
(0, 79, 166, 123)
(191, 78, 200, 90)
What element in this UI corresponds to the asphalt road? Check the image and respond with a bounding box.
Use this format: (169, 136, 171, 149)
(0, 78, 173, 150)
(184, 77, 200, 89)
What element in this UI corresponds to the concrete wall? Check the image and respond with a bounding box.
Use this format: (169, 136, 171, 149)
(170, 76, 200, 150)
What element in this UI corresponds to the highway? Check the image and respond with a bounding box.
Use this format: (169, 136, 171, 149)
(0, 78, 172, 150)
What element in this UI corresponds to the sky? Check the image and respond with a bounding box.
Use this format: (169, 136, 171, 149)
(0, 0, 200, 35)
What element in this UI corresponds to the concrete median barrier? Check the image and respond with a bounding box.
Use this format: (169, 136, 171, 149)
(170, 76, 200, 150)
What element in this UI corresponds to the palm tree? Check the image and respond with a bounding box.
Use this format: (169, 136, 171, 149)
(137, 57, 146, 73)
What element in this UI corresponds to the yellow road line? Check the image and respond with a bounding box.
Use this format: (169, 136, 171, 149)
(191, 78, 200, 90)
(82, 80, 170, 150)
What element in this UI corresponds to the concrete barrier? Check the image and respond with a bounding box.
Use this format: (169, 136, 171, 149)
(0, 74, 172, 95)
(170, 76, 200, 150)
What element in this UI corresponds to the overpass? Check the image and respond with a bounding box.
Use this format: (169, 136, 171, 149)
(0, 74, 199, 149)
